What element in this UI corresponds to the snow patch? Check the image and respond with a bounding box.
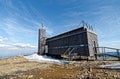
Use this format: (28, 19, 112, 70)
(100, 62, 120, 70)
(24, 53, 63, 63)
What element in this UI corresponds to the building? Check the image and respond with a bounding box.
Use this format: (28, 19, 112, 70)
(38, 23, 99, 60)
(38, 27, 46, 55)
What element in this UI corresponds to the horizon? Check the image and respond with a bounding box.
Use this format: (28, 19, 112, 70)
(0, 0, 120, 58)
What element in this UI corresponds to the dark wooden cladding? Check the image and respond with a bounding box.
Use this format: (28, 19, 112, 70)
(46, 27, 99, 57)
(47, 27, 86, 42)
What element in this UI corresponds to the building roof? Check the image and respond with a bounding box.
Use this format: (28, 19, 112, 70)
(46, 26, 96, 41)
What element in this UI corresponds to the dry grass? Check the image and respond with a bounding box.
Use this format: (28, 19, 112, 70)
(0, 56, 120, 79)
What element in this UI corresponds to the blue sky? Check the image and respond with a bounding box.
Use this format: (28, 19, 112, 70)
(0, 0, 120, 57)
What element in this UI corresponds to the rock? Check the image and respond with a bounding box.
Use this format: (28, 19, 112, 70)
(40, 77, 43, 79)
(22, 75, 28, 78)
(84, 72, 88, 76)
(113, 75, 117, 77)
(80, 75, 84, 78)
(28, 75, 33, 78)
(89, 68, 92, 72)
(10, 77, 13, 79)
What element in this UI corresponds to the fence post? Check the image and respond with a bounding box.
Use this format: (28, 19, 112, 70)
(104, 47, 106, 60)
(102, 47, 104, 60)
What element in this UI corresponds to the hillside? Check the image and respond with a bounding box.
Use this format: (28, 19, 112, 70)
(0, 54, 119, 79)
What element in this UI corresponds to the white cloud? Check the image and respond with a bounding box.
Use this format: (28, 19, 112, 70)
(93, 6, 120, 43)
(0, 43, 37, 58)
(13, 43, 37, 49)
(62, 11, 83, 17)
(0, 0, 53, 57)
(0, 38, 4, 42)
(0, 44, 18, 50)
(0, 36, 8, 42)
(1, 0, 54, 38)
(0, 44, 9, 47)
(0, 43, 37, 51)
(99, 40, 120, 49)
(0, 0, 52, 58)
(2, 18, 36, 36)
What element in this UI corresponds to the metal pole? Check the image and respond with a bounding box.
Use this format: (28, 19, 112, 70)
(102, 48, 104, 60)
(104, 47, 106, 60)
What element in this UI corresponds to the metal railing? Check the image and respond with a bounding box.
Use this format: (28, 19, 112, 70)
(96, 47, 120, 60)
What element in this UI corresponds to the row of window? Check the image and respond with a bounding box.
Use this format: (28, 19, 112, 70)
(48, 43, 95, 49)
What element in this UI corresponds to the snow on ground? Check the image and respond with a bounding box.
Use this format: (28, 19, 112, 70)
(100, 62, 120, 70)
(24, 53, 65, 63)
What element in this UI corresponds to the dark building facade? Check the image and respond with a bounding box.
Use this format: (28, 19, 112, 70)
(45, 26, 99, 58)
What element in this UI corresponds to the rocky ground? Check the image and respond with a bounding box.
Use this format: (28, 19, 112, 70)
(0, 56, 120, 79)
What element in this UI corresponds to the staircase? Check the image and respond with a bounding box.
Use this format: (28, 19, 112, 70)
(61, 47, 76, 60)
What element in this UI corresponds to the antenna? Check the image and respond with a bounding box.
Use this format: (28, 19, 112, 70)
(79, 20, 93, 31)
(81, 20, 85, 27)
(91, 25, 93, 31)
(86, 22, 88, 28)
(41, 23, 44, 29)
(78, 21, 82, 27)
(88, 25, 91, 29)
